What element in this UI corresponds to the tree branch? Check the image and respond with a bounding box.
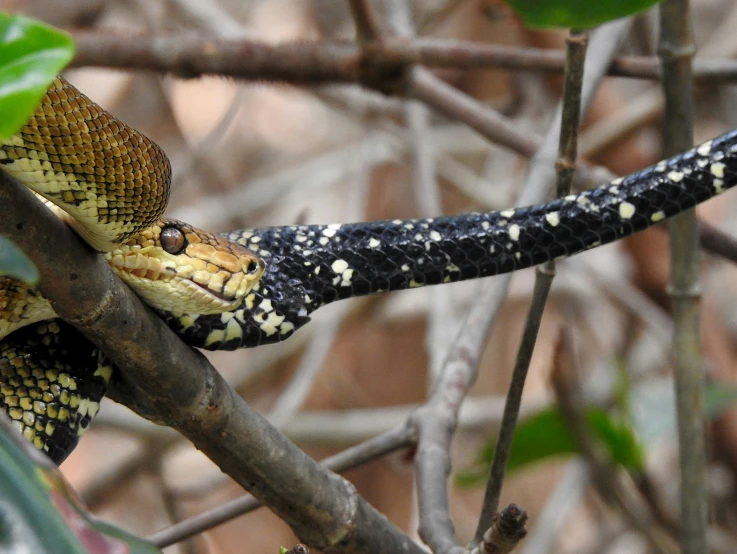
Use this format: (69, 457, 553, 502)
(659, 1, 708, 551)
(69, 31, 737, 84)
(149, 424, 412, 547)
(0, 170, 423, 553)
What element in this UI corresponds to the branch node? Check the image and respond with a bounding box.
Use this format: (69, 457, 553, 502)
(360, 42, 409, 95)
(65, 289, 114, 328)
(481, 504, 528, 554)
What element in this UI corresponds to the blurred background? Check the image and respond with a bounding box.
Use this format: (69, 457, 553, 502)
(5, 0, 737, 552)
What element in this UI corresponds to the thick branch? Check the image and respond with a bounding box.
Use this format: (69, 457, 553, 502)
(0, 170, 423, 554)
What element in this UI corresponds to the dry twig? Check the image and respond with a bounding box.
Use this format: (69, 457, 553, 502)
(659, 1, 708, 552)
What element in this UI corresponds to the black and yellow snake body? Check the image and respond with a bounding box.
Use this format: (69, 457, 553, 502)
(2, 77, 737, 463)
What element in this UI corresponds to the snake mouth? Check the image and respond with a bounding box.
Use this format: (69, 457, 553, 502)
(189, 279, 240, 305)
(104, 225, 264, 316)
(105, 252, 261, 316)
(115, 260, 247, 300)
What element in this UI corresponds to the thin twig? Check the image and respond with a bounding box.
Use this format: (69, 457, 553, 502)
(408, 22, 629, 554)
(474, 27, 590, 544)
(408, 67, 538, 157)
(411, 276, 512, 554)
(659, 1, 708, 552)
(517, 20, 630, 207)
(148, 424, 413, 547)
(347, 0, 383, 42)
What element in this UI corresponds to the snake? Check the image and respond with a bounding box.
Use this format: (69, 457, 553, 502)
(2, 77, 737, 464)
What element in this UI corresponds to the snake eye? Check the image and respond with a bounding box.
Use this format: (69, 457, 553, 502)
(160, 226, 186, 254)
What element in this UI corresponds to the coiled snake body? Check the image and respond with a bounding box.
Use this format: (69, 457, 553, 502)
(2, 77, 737, 463)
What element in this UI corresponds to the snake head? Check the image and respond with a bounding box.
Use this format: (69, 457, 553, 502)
(104, 218, 265, 316)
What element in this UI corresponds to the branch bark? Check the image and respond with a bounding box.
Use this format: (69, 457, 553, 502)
(68, 32, 737, 84)
(659, 1, 708, 552)
(0, 170, 423, 553)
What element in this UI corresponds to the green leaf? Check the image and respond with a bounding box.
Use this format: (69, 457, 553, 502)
(0, 12, 74, 141)
(456, 407, 644, 487)
(0, 414, 162, 553)
(0, 236, 39, 285)
(505, 0, 662, 28)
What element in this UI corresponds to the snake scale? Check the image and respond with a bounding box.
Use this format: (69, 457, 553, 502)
(2, 77, 737, 463)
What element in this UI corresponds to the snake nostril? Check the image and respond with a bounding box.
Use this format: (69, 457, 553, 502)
(246, 259, 263, 277)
